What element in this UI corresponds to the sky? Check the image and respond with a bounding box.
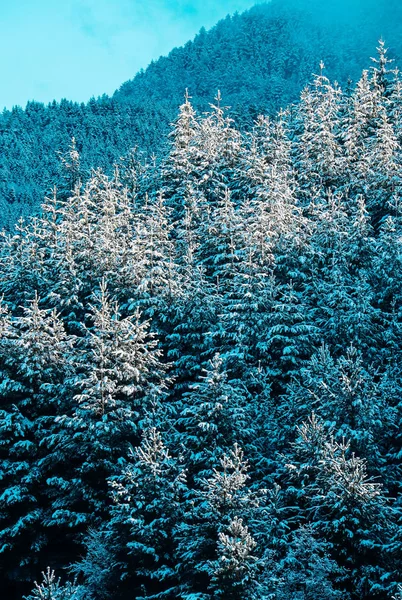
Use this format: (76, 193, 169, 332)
(0, 0, 258, 110)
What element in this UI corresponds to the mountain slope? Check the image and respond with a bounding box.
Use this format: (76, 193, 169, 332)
(1, 0, 402, 229)
(115, 1, 394, 114)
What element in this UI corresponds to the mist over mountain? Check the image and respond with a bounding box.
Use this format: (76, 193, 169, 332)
(114, 0, 402, 110)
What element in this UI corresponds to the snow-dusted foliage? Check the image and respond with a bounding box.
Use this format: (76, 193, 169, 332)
(2, 42, 402, 600)
(23, 567, 80, 600)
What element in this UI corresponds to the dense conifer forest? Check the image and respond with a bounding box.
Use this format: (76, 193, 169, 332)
(2, 0, 402, 230)
(1, 31, 402, 598)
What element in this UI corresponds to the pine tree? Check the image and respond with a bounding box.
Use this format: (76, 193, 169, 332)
(308, 191, 379, 358)
(294, 62, 342, 194)
(74, 429, 186, 600)
(196, 91, 243, 204)
(177, 355, 253, 485)
(284, 343, 391, 470)
(163, 257, 218, 392)
(131, 190, 178, 320)
(175, 444, 266, 600)
(269, 526, 345, 600)
(0, 294, 75, 588)
(162, 90, 201, 222)
(197, 187, 243, 289)
(47, 281, 168, 535)
(267, 281, 318, 390)
(56, 138, 83, 201)
(23, 567, 80, 600)
(284, 414, 393, 598)
(210, 516, 259, 600)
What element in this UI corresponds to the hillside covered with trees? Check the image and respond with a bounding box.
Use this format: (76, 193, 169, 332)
(2, 0, 402, 229)
(1, 38, 402, 599)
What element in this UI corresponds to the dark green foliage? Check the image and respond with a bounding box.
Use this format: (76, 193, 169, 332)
(2, 31, 402, 600)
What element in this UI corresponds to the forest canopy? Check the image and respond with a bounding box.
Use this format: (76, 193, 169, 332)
(1, 36, 402, 599)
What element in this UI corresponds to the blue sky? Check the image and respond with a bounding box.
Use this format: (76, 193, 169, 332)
(1, 0, 258, 110)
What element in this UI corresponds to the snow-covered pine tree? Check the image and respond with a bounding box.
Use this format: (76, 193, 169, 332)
(284, 413, 394, 598)
(196, 187, 243, 291)
(175, 443, 266, 600)
(130, 190, 178, 321)
(162, 90, 201, 223)
(46, 281, 168, 537)
(0, 218, 47, 312)
(308, 190, 379, 358)
(56, 138, 83, 202)
(209, 516, 260, 600)
(284, 343, 391, 471)
(23, 567, 80, 600)
(294, 62, 342, 195)
(176, 355, 253, 486)
(196, 91, 243, 204)
(163, 257, 218, 393)
(74, 428, 186, 600)
(0, 295, 75, 589)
